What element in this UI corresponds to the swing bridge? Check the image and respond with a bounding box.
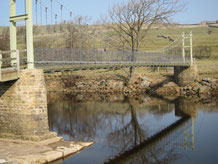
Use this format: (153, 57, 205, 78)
(0, 0, 194, 82)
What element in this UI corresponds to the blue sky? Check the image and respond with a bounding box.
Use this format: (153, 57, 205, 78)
(0, 0, 218, 26)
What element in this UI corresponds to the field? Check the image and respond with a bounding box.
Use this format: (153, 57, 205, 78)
(0, 24, 218, 78)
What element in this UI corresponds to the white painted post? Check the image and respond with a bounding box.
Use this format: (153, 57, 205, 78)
(16, 50, 20, 77)
(182, 32, 185, 62)
(190, 31, 193, 65)
(26, 0, 34, 69)
(0, 51, 2, 81)
(9, 0, 17, 66)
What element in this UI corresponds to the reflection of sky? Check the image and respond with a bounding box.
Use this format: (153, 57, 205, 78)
(173, 111, 218, 164)
(48, 97, 218, 164)
(48, 99, 180, 164)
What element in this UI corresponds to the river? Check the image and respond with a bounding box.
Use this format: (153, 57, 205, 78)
(47, 93, 218, 164)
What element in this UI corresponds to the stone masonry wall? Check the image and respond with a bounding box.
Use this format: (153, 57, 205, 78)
(174, 64, 198, 87)
(0, 69, 56, 141)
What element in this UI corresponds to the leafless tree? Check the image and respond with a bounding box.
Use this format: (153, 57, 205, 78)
(108, 0, 184, 76)
(66, 16, 94, 49)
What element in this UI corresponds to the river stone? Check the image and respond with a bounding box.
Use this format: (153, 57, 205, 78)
(163, 82, 178, 87)
(199, 86, 210, 94)
(0, 159, 6, 164)
(141, 80, 151, 88)
(140, 76, 151, 88)
(76, 82, 86, 89)
(202, 77, 212, 83)
(107, 80, 124, 90)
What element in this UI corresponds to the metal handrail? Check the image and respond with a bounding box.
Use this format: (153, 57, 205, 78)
(0, 49, 24, 82)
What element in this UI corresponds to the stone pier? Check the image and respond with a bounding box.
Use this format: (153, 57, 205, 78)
(0, 69, 94, 163)
(174, 64, 198, 87)
(0, 69, 56, 141)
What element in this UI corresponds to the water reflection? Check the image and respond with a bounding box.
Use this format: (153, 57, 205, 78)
(47, 93, 218, 164)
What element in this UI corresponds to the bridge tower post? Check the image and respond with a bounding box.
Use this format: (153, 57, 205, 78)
(9, 0, 34, 69)
(25, 0, 34, 69)
(9, 0, 17, 66)
(182, 32, 185, 62)
(190, 32, 193, 65)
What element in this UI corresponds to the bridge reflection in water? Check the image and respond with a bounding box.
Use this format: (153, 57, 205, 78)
(47, 93, 197, 163)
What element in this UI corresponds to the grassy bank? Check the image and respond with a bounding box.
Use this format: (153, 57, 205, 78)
(0, 24, 217, 78)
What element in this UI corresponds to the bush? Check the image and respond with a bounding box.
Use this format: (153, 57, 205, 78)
(0, 28, 10, 51)
(194, 45, 212, 59)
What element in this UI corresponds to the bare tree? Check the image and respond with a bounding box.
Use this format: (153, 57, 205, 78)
(66, 16, 96, 49)
(108, 0, 184, 76)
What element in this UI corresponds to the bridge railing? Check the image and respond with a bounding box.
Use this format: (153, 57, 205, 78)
(0, 50, 26, 82)
(34, 48, 191, 66)
(33, 31, 193, 69)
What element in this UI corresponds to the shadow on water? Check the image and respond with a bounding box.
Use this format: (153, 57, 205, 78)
(47, 93, 218, 164)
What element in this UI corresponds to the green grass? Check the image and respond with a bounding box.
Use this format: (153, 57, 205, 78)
(1, 24, 218, 77)
(142, 26, 218, 58)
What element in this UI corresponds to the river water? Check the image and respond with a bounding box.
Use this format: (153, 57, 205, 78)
(48, 93, 218, 164)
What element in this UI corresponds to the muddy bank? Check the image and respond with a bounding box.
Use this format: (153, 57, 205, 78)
(45, 71, 218, 97)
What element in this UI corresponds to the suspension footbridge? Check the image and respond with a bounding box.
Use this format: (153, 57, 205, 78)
(0, 0, 194, 82)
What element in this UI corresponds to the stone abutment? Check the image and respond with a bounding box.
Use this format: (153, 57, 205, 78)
(174, 64, 198, 87)
(0, 69, 56, 141)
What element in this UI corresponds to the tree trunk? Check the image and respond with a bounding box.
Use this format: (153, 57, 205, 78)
(130, 66, 135, 78)
(130, 38, 135, 78)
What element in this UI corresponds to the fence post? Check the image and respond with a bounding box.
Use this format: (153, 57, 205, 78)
(0, 51, 2, 81)
(182, 32, 185, 62)
(16, 50, 20, 77)
(190, 31, 193, 65)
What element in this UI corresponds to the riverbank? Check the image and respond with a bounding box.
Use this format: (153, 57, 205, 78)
(0, 137, 94, 164)
(45, 68, 218, 97)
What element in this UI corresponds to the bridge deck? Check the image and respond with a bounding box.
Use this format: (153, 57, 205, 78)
(36, 62, 191, 73)
(0, 67, 19, 82)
